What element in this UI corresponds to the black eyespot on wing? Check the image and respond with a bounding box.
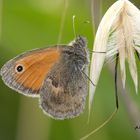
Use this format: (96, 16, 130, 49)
(15, 64, 24, 73)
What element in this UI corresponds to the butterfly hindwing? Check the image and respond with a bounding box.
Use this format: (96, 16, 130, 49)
(40, 44, 88, 119)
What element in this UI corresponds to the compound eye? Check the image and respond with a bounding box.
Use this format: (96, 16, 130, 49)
(15, 64, 24, 73)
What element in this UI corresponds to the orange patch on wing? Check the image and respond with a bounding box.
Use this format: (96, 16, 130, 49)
(14, 47, 60, 91)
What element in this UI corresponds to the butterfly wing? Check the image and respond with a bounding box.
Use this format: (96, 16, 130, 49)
(40, 53, 88, 119)
(1, 47, 61, 97)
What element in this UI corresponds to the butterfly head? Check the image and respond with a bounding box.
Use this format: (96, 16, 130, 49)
(72, 36, 88, 59)
(69, 35, 86, 48)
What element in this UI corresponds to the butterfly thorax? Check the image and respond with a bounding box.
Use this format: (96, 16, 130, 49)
(60, 36, 89, 70)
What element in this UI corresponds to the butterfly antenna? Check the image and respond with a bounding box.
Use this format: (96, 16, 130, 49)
(79, 19, 90, 36)
(84, 20, 90, 24)
(72, 15, 77, 38)
(80, 53, 119, 140)
(57, 0, 68, 44)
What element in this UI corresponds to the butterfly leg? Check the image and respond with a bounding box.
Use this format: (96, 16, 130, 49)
(89, 50, 106, 54)
(81, 70, 96, 87)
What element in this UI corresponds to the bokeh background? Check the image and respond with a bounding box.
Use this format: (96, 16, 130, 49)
(0, 0, 140, 140)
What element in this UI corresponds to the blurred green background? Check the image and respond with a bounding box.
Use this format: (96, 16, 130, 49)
(0, 0, 140, 140)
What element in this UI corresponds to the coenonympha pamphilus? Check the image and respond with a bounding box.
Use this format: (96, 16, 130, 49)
(1, 36, 89, 119)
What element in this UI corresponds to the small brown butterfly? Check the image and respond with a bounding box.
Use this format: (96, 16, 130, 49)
(1, 36, 89, 119)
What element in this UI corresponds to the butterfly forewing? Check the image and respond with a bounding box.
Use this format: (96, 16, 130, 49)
(0, 47, 60, 96)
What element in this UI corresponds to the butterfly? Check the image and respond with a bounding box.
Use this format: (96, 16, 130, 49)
(0, 36, 89, 120)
